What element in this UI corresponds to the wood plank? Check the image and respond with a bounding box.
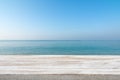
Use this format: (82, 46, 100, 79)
(0, 55, 120, 74)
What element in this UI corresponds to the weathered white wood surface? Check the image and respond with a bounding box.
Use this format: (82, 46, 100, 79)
(0, 55, 120, 74)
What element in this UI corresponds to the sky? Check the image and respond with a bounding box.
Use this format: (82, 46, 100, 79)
(0, 0, 120, 40)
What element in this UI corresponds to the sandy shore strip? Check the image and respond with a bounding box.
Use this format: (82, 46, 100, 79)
(0, 55, 120, 74)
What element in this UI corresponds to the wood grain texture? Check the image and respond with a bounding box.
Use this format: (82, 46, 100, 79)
(0, 55, 120, 74)
(0, 74, 120, 80)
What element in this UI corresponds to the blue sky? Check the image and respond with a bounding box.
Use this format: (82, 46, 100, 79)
(0, 0, 120, 40)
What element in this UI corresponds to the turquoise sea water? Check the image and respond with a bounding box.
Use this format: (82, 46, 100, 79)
(0, 40, 120, 55)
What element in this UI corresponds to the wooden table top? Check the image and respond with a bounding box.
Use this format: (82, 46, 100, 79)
(0, 55, 120, 74)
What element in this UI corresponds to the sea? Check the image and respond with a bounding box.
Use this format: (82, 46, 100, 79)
(0, 40, 120, 55)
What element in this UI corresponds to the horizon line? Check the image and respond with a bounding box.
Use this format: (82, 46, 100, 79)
(0, 40, 120, 41)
